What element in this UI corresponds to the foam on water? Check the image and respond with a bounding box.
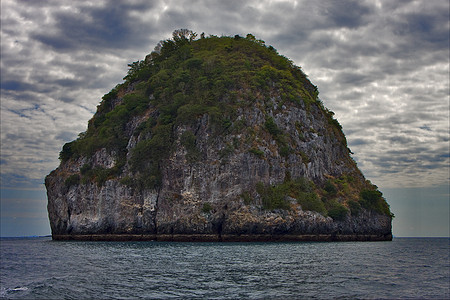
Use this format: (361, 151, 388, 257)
(0, 287, 29, 298)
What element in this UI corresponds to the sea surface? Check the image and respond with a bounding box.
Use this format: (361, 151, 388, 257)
(0, 237, 448, 299)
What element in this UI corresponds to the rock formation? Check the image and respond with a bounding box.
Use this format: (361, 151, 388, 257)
(46, 31, 393, 241)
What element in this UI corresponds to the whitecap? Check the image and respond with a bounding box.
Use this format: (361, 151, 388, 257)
(8, 287, 29, 293)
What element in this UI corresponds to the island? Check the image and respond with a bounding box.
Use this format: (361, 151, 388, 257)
(46, 30, 393, 242)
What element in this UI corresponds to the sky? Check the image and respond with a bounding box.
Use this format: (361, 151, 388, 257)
(1, 0, 448, 237)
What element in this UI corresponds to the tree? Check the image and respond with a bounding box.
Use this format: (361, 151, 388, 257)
(124, 60, 146, 80)
(153, 40, 165, 54)
(246, 33, 256, 41)
(172, 29, 197, 43)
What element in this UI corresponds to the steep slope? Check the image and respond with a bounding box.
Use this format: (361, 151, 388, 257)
(46, 31, 393, 241)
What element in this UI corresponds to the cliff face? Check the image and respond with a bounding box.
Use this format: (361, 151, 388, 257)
(46, 31, 392, 241)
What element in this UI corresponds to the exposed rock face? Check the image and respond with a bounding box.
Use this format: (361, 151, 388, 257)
(46, 32, 392, 241)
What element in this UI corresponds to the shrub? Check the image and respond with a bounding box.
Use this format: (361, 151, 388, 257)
(360, 189, 392, 216)
(92, 167, 111, 187)
(256, 182, 290, 210)
(59, 142, 75, 162)
(176, 104, 208, 124)
(324, 180, 338, 197)
(264, 116, 292, 159)
(284, 177, 327, 215)
(279, 145, 291, 157)
(202, 202, 213, 213)
(134, 117, 156, 138)
(241, 192, 253, 205)
(348, 200, 361, 216)
(265, 117, 281, 136)
(219, 143, 234, 160)
(184, 57, 203, 69)
(249, 148, 264, 158)
(65, 174, 80, 188)
(295, 121, 306, 142)
(298, 151, 310, 164)
(123, 93, 149, 115)
(136, 172, 162, 190)
(297, 192, 327, 214)
(361, 190, 382, 205)
(326, 200, 348, 221)
(120, 176, 133, 186)
(80, 163, 91, 175)
(96, 84, 121, 115)
(180, 130, 201, 162)
(130, 124, 173, 189)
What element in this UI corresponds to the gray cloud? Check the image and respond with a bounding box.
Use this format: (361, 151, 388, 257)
(321, 0, 374, 28)
(1, 0, 448, 192)
(30, 1, 158, 52)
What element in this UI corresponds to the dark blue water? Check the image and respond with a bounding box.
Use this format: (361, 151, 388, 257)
(1, 237, 448, 299)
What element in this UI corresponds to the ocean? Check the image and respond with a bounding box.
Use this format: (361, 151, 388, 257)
(0, 237, 448, 299)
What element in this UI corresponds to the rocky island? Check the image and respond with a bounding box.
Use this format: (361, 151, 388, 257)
(46, 30, 393, 241)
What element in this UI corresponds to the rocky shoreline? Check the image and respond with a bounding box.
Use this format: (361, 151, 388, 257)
(52, 233, 393, 242)
(46, 33, 393, 241)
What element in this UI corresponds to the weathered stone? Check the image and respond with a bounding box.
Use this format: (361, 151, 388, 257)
(46, 34, 392, 242)
(46, 95, 392, 241)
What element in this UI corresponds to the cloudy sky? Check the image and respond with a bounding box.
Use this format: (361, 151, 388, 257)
(1, 0, 448, 237)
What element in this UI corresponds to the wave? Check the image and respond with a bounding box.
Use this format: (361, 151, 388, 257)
(0, 286, 29, 298)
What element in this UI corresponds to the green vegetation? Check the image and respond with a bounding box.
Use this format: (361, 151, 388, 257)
(78, 163, 122, 187)
(55, 29, 395, 224)
(295, 121, 307, 142)
(319, 175, 393, 218)
(65, 174, 80, 188)
(324, 179, 338, 196)
(264, 117, 281, 136)
(298, 151, 310, 164)
(348, 200, 362, 215)
(202, 202, 213, 213)
(250, 176, 391, 219)
(279, 145, 291, 157)
(180, 130, 201, 162)
(254, 177, 327, 214)
(130, 124, 173, 189)
(57, 29, 328, 188)
(288, 178, 327, 215)
(325, 199, 348, 221)
(256, 182, 291, 210)
(120, 176, 133, 186)
(241, 192, 253, 205)
(360, 189, 393, 216)
(219, 143, 234, 160)
(249, 147, 264, 158)
(297, 191, 327, 215)
(264, 116, 291, 157)
(321, 107, 348, 148)
(321, 175, 358, 205)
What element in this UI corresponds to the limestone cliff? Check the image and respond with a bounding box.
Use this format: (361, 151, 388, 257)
(46, 31, 392, 241)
